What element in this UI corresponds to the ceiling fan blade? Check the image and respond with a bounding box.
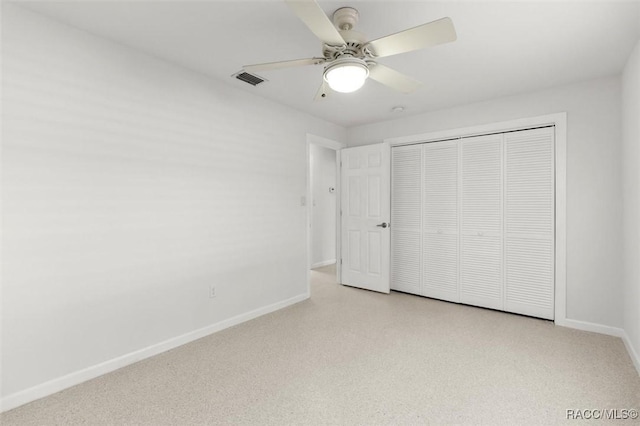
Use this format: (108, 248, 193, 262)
(244, 57, 325, 73)
(366, 17, 456, 58)
(285, 0, 346, 46)
(368, 63, 423, 93)
(314, 80, 330, 101)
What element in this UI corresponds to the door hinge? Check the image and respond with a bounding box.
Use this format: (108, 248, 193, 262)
(340, 259, 343, 265)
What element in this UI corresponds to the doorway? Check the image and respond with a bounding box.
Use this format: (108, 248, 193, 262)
(306, 134, 344, 290)
(310, 143, 337, 270)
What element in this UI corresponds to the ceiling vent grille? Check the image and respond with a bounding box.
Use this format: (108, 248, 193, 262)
(234, 71, 266, 86)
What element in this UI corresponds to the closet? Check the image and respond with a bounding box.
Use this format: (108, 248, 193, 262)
(391, 127, 555, 320)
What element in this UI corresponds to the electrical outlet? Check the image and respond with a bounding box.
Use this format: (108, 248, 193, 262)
(209, 285, 216, 298)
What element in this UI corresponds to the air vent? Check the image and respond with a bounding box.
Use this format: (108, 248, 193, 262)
(233, 71, 266, 86)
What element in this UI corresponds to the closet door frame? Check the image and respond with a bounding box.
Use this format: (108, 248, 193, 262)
(385, 113, 567, 325)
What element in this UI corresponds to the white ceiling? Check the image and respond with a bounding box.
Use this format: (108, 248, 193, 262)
(15, 0, 640, 127)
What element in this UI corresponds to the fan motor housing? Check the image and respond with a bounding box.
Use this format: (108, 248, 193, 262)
(323, 29, 367, 60)
(324, 8, 368, 60)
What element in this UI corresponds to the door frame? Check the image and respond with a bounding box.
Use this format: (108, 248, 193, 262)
(384, 112, 567, 325)
(306, 134, 346, 294)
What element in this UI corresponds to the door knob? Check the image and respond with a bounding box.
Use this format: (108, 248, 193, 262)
(376, 222, 389, 228)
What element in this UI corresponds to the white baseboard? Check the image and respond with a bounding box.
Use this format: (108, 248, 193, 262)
(311, 259, 336, 269)
(0, 293, 309, 413)
(556, 318, 640, 376)
(555, 317, 625, 337)
(621, 331, 640, 376)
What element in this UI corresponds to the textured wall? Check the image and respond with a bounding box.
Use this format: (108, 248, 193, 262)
(1, 5, 345, 398)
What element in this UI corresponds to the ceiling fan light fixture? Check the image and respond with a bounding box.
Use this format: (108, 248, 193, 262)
(323, 57, 369, 93)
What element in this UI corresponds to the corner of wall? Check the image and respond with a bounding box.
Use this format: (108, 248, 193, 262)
(621, 37, 640, 377)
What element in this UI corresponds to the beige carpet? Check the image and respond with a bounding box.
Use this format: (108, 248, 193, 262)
(2, 265, 639, 425)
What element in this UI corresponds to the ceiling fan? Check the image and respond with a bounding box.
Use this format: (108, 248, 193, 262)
(243, 0, 457, 100)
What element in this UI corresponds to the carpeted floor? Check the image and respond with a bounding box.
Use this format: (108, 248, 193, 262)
(2, 264, 639, 425)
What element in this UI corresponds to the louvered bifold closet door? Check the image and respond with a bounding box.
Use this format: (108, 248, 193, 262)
(460, 134, 504, 311)
(423, 141, 459, 302)
(391, 145, 422, 294)
(504, 128, 555, 319)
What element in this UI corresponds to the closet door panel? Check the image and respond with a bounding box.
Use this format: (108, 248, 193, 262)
(505, 128, 554, 236)
(460, 235, 503, 309)
(505, 238, 554, 318)
(391, 145, 422, 294)
(460, 134, 503, 310)
(423, 141, 459, 302)
(392, 230, 421, 294)
(504, 127, 554, 319)
(423, 142, 458, 232)
(460, 135, 503, 235)
(424, 233, 458, 302)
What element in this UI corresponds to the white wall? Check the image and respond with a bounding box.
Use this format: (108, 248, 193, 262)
(1, 5, 345, 402)
(348, 76, 624, 329)
(310, 144, 336, 268)
(622, 38, 640, 368)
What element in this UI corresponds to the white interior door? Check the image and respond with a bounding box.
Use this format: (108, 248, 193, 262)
(340, 143, 391, 293)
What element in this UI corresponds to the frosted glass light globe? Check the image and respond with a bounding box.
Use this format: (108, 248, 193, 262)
(324, 59, 369, 93)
